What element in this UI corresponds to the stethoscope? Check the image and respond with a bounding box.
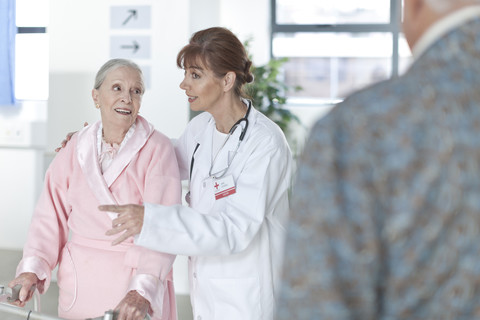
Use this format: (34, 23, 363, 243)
(189, 100, 252, 181)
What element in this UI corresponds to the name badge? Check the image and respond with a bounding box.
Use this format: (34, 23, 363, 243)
(213, 175, 236, 200)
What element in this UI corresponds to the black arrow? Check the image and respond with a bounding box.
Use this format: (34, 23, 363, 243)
(121, 41, 140, 53)
(122, 9, 137, 26)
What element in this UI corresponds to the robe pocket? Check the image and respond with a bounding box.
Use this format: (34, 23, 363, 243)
(57, 244, 77, 312)
(209, 277, 261, 320)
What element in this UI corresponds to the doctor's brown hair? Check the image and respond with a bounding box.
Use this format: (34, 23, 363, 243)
(176, 27, 254, 99)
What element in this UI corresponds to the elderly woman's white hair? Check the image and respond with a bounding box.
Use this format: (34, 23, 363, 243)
(93, 58, 145, 94)
(425, 0, 480, 12)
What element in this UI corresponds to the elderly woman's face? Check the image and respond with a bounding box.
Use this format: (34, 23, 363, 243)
(92, 66, 143, 130)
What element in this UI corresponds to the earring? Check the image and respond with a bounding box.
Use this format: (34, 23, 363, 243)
(95, 104, 100, 109)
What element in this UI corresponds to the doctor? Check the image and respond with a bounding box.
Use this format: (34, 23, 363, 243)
(100, 27, 293, 320)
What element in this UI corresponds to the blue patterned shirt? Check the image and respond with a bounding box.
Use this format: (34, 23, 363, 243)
(277, 13, 480, 320)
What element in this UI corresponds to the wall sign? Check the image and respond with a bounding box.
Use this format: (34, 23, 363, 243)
(110, 6, 151, 29)
(110, 5, 152, 88)
(110, 35, 151, 59)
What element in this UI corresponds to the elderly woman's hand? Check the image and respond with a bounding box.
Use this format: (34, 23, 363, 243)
(115, 290, 151, 320)
(8, 272, 42, 307)
(101, 204, 145, 245)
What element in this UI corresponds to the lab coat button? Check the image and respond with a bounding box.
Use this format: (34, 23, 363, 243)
(197, 316, 202, 320)
(193, 272, 197, 279)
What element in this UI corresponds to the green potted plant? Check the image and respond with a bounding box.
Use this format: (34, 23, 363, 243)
(244, 40, 302, 146)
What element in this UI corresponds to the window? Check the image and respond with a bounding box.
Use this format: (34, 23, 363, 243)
(0, 0, 16, 105)
(15, 0, 49, 101)
(272, 0, 411, 104)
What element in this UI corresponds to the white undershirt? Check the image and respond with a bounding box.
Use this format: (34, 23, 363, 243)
(212, 128, 228, 162)
(96, 123, 136, 173)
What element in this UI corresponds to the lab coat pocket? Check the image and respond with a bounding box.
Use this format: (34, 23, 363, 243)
(57, 244, 77, 312)
(210, 277, 261, 320)
(191, 178, 216, 214)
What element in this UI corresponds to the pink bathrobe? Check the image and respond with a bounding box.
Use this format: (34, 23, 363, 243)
(16, 116, 181, 320)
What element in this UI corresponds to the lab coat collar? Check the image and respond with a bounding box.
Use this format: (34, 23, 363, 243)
(193, 100, 258, 176)
(76, 115, 154, 219)
(192, 99, 258, 145)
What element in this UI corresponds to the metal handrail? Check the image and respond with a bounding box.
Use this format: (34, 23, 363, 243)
(0, 283, 57, 320)
(0, 301, 63, 320)
(1, 284, 151, 320)
(0, 303, 151, 320)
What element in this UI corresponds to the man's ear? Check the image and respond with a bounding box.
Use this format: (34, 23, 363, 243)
(223, 72, 236, 92)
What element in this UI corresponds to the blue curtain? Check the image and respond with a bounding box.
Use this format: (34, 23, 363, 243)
(0, 0, 16, 105)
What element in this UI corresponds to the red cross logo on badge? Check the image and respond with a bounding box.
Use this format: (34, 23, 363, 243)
(213, 175, 236, 200)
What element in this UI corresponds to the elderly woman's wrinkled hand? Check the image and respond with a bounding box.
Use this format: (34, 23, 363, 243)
(101, 204, 145, 245)
(8, 272, 42, 307)
(115, 290, 151, 320)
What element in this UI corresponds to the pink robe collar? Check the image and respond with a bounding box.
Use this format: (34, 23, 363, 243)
(76, 115, 154, 219)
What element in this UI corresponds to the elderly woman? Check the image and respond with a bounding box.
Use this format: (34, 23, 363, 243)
(8, 59, 181, 320)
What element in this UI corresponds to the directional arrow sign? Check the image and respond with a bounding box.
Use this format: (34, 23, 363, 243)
(111, 36, 151, 59)
(121, 40, 140, 54)
(122, 9, 137, 26)
(111, 6, 151, 29)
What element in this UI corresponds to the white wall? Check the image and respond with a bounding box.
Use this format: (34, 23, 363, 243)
(188, 0, 271, 64)
(0, 0, 272, 294)
(46, 0, 272, 153)
(1, 0, 274, 244)
(220, 0, 271, 65)
(47, 0, 191, 152)
(0, 148, 44, 249)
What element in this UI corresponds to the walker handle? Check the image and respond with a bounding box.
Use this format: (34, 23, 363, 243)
(7, 284, 22, 302)
(86, 309, 151, 320)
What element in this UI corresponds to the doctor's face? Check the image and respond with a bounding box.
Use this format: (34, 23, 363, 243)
(179, 61, 224, 113)
(92, 66, 144, 131)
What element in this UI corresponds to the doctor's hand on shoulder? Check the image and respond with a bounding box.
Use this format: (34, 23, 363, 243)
(101, 204, 145, 245)
(54, 122, 88, 152)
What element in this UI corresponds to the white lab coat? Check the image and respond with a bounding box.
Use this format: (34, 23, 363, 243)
(136, 103, 292, 320)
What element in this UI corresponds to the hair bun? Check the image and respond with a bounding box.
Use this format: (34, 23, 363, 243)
(246, 72, 254, 84)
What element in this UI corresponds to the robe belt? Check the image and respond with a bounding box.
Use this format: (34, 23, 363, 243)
(70, 233, 132, 252)
(69, 233, 140, 269)
(69, 234, 173, 281)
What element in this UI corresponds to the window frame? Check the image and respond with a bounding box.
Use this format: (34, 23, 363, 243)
(270, 0, 403, 101)
(15, 26, 48, 102)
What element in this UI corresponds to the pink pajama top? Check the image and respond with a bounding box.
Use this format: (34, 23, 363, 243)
(16, 116, 181, 320)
